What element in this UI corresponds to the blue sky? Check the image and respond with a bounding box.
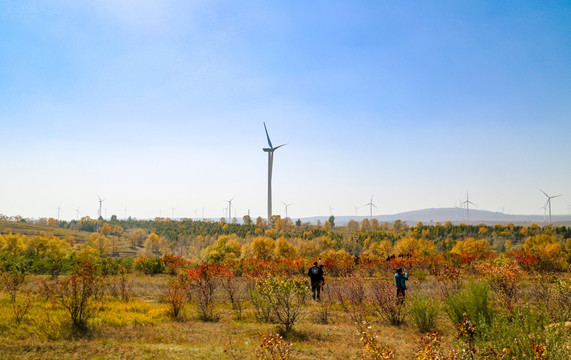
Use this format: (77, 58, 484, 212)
(1, 1, 570, 220)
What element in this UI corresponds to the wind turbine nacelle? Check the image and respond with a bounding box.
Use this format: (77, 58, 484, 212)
(263, 148, 272, 152)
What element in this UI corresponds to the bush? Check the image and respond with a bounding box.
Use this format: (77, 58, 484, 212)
(333, 275, 368, 325)
(48, 260, 101, 330)
(409, 292, 439, 332)
(133, 256, 164, 275)
(255, 274, 308, 333)
(186, 263, 232, 321)
(370, 280, 405, 326)
(476, 304, 570, 360)
(164, 272, 190, 320)
(445, 281, 493, 328)
(359, 321, 396, 359)
(249, 279, 274, 323)
(0, 263, 27, 302)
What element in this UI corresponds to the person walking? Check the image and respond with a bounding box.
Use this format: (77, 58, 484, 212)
(394, 267, 408, 304)
(308, 261, 324, 301)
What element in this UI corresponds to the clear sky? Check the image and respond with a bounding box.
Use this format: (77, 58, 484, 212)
(1, 1, 570, 220)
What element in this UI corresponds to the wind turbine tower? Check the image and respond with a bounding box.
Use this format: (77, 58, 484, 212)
(262, 123, 286, 221)
(226, 197, 235, 223)
(363, 195, 377, 221)
(282, 201, 293, 219)
(460, 192, 476, 223)
(540, 189, 562, 223)
(97, 195, 104, 219)
(57, 204, 61, 221)
(75, 208, 80, 221)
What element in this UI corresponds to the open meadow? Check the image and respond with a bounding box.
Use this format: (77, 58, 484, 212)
(0, 218, 570, 359)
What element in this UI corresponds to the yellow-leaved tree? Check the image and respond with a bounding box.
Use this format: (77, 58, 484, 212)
(523, 234, 561, 254)
(451, 237, 491, 257)
(275, 237, 297, 258)
(394, 236, 435, 255)
(362, 240, 393, 260)
(201, 235, 242, 263)
(251, 236, 276, 260)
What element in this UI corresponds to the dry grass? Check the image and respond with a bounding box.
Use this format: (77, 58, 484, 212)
(1, 274, 569, 359)
(0, 275, 427, 359)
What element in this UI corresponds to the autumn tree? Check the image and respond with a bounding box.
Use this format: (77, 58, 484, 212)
(523, 234, 561, 254)
(275, 237, 297, 258)
(394, 236, 435, 255)
(451, 237, 491, 257)
(125, 228, 147, 249)
(88, 233, 112, 257)
(144, 233, 162, 255)
(98, 223, 112, 236)
(362, 240, 392, 260)
(201, 235, 242, 263)
(251, 236, 276, 260)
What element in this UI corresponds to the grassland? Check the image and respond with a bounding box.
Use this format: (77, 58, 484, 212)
(0, 220, 570, 359)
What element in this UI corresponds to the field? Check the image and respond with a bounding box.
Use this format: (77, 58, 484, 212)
(0, 218, 570, 359)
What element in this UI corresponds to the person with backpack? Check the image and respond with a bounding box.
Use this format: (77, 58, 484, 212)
(308, 261, 324, 301)
(394, 267, 409, 304)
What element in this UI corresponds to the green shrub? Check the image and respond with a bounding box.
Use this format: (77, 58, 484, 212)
(255, 274, 308, 333)
(409, 293, 439, 332)
(412, 269, 429, 282)
(480, 304, 570, 360)
(445, 281, 493, 328)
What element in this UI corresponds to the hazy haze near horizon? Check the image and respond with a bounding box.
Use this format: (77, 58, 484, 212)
(1, 1, 569, 220)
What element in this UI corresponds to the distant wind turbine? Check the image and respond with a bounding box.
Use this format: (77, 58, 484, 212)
(75, 208, 80, 221)
(460, 192, 476, 223)
(57, 204, 61, 221)
(97, 195, 104, 219)
(226, 196, 235, 223)
(282, 201, 293, 219)
(363, 195, 377, 221)
(540, 189, 562, 223)
(262, 123, 286, 221)
(539, 205, 547, 223)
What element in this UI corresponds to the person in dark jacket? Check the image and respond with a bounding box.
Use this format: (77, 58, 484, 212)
(308, 262, 324, 300)
(394, 267, 409, 304)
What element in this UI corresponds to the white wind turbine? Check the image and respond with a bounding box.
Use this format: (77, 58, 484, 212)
(57, 204, 61, 221)
(540, 189, 562, 223)
(97, 195, 105, 219)
(226, 196, 235, 223)
(363, 195, 377, 221)
(282, 201, 293, 220)
(539, 204, 547, 223)
(75, 208, 80, 221)
(460, 192, 476, 223)
(262, 123, 286, 221)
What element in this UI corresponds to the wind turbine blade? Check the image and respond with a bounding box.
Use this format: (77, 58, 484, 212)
(552, 194, 562, 198)
(540, 189, 549, 197)
(263, 122, 273, 149)
(273, 144, 287, 150)
(372, 204, 378, 208)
